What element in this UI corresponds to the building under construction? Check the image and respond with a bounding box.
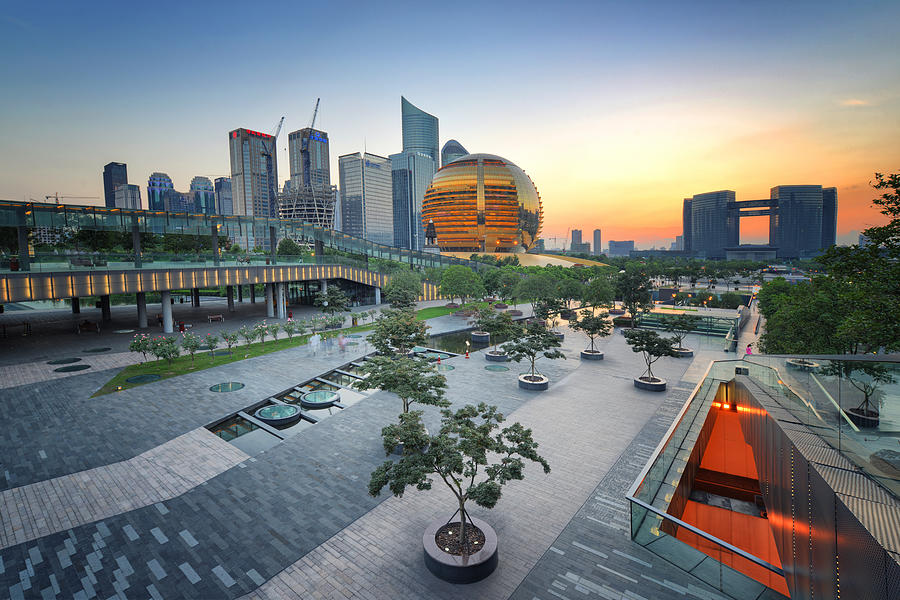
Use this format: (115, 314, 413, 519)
(277, 183, 337, 229)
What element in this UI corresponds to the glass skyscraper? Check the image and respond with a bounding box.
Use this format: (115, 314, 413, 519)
(593, 229, 602, 256)
(682, 198, 692, 252)
(821, 186, 838, 248)
(214, 177, 232, 215)
(441, 139, 468, 167)
(691, 190, 738, 259)
(338, 152, 393, 246)
(229, 128, 278, 249)
(147, 172, 174, 211)
(769, 185, 825, 258)
(288, 128, 330, 188)
(102, 162, 127, 208)
(190, 176, 216, 214)
(390, 151, 434, 250)
(401, 97, 439, 163)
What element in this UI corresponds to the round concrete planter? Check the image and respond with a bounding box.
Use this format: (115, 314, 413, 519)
(634, 377, 667, 392)
(580, 350, 604, 360)
(518, 374, 549, 390)
(423, 516, 498, 584)
(609, 308, 626, 315)
(553, 331, 565, 341)
(675, 348, 694, 358)
(485, 351, 509, 362)
(847, 408, 879, 429)
(471, 331, 490, 344)
(493, 303, 508, 309)
(506, 309, 523, 316)
(445, 302, 460, 309)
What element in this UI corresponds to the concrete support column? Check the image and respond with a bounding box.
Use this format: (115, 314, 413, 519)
(226, 285, 235, 312)
(320, 279, 328, 295)
(136, 292, 148, 329)
(250, 285, 256, 304)
(276, 283, 287, 320)
(265, 283, 275, 318)
(375, 287, 382, 305)
(211, 225, 220, 267)
(161, 291, 173, 333)
(192, 288, 200, 307)
(100, 295, 112, 321)
(132, 216, 142, 268)
(237, 285, 243, 302)
(269, 226, 277, 264)
(16, 224, 30, 272)
(71, 297, 80, 314)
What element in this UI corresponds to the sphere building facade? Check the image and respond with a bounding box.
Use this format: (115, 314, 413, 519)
(422, 154, 542, 252)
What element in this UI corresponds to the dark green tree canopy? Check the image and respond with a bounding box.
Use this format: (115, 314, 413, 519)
(441, 265, 485, 305)
(368, 307, 429, 356)
(502, 321, 565, 378)
(353, 355, 449, 414)
(383, 270, 422, 309)
(616, 268, 653, 326)
(474, 307, 523, 352)
(661, 313, 702, 350)
(582, 274, 615, 311)
(314, 286, 350, 315)
(569, 312, 613, 353)
(276, 237, 304, 255)
(368, 403, 550, 556)
(623, 329, 677, 382)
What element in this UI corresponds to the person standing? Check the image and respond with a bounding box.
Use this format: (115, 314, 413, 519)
(745, 343, 753, 355)
(310, 332, 321, 356)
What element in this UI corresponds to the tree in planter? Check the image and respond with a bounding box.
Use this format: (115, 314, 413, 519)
(660, 313, 702, 352)
(383, 270, 422, 309)
(502, 321, 565, 382)
(555, 278, 583, 310)
(237, 325, 255, 348)
(569, 312, 613, 354)
(181, 331, 202, 367)
(368, 403, 550, 558)
(220, 330, 238, 356)
(821, 361, 895, 425)
(616, 268, 653, 327)
(315, 286, 350, 315)
(623, 329, 678, 383)
(514, 273, 558, 317)
(441, 265, 484, 305)
(534, 297, 566, 332)
(581, 274, 615, 314)
(369, 308, 429, 356)
(474, 307, 522, 355)
(353, 355, 449, 414)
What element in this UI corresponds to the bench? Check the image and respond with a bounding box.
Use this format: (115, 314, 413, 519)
(208, 314, 225, 323)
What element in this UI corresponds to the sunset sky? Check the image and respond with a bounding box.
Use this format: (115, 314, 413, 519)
(1, 1, 898, 248)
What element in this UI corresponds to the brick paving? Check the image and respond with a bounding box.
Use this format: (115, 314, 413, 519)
(0, 428, 247, 550)
(0, 307, 744, 600)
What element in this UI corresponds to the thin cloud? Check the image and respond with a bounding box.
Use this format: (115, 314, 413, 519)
(840, 99, 870, 107)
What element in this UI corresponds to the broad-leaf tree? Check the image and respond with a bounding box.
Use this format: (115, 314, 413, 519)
(440, 265, 485, 305)
(315, 286, 350, 315)
(820, 361, 895, 419)
(582, 274, 615, 313)
(616, 268, 653, 327)
(514, 273, 558, 316)
(368, 403, 550, 557)
(474, 307, 523, 353)
(661, 313, 702, 351)
(369, 308, 429, 356)
(569, 312, 613, 353)
(383, 270, 422, 309)
(623, 329, 678, 382)
(353, 355, 449, 414)
(502, 321, 565, 380)
(496, 270, 521, 304)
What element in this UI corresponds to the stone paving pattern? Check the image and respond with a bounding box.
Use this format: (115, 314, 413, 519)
(0, 302, 752, 600)
(0, 428, 247, 550)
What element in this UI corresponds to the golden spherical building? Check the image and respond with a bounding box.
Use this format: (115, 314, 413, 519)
(422, 154, 543, 252)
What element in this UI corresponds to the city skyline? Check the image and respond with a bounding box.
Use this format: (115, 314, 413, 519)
(1, 1, 898, 247)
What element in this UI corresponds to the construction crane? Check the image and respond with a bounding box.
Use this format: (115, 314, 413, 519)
(44, 194, 99, 204)
(308, 98, 320, 130)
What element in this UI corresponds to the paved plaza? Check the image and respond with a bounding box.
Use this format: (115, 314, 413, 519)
(0, 300, 753, 599)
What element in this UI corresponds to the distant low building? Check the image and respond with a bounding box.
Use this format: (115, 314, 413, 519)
(725, 245, 778, 261)
(608, 240, 635, 256)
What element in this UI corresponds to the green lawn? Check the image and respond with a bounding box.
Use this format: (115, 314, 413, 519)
(415, 302, 490, 320)
(95, 323, 375, 397)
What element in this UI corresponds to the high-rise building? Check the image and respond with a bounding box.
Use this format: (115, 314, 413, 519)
(190, 176, 216, 214)
(147, 172, 174, 211)
(229, 128, 278, 249)
(821, 186, 838, 248)
(166, 191, 195, 213)
(769, 185, 824, 258)
(441, 139, 468, 167)
(682, 198, 692, 252)
(571, 229, 582, 247)
(214, 177, 232, 215)
(593, 229, 602, 256)
(391, 151, 436, 250)
(338, 152, 393, 246)
(691, 190, 738, 259)
(608, 240, 635, 256)
(102, 162, 128, 208)
(113, 184, 141, 209)
(278, 185, 338, 229)
(288, 128, 330, 188)
(401, 97, 439, 164)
